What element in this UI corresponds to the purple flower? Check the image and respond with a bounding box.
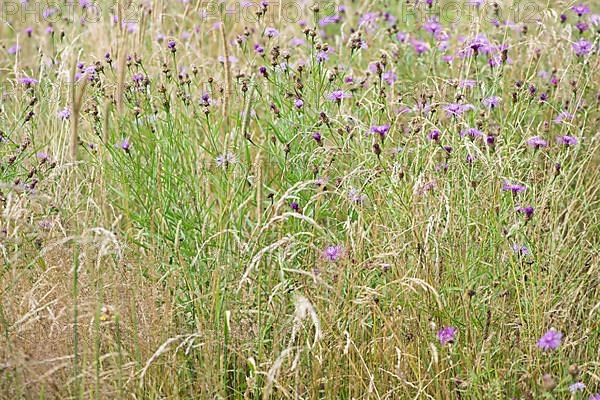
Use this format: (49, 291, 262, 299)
(554, 111, 574, 124)
(537, 329, 562, 350)
(411, 39, 430, 55)
(427, 129, 441, 141)
(576, 21, 589, 32)
(294, 99, 304, 109)
(311, 132, 322, 144)
(482, 96, 500, 109)
(423, 17, 442, 34)
(527, 136, 548, 149)
(572, 40, 592, 56)
(167, 40, 177, 51)
(382, 71, 397, 85)
(19, 77, 38, 86)
(290, 201, 300, 212)
(517, 205, 535, 219)
(120, 138, 131, 152)
(57, 107, 71, 120)
(316, 51, 329, 63)
(556, 135, 578, 145)
(319, 15, 341, 26)
(486, 135, 495, 146)
(569, 382, 586, 393)
(348, 187, 367, 204)
(322, 245, 344, 262)
(370, 124, 390, 138)
(512, 244, 530, 256)
(589, 393, 600, 400)
(444, 103, 475, 117)
(571, 4, 590, 17)
(326, 90, 351, 102)
(8, 44, 20, 55)
(437, 326, 457, 345)
(264, 27, 279, 38)
(503, 182, 526, 194)
(460, 128, 484, 139)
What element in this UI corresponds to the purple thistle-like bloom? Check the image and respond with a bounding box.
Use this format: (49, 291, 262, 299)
(482, 96, 500, 109)
(382, 71, 397, 85)
(319, 15, 341, 26)
(517, 205, 535, 219)
(167, 40, 177, 51)
(571, 4, 590, 17)
(572, 40, 593, 56)
(589, 393, 600, 400)
(57, 107, 71, 120)
(527, 136, 548, 149)
(411, 39, 430, 55)
(461, 128, 484, 139)
(557, 135, 578, 145)
(326, 90, 351, 102)
(537, 329, 562, 350)
(323, 245, 344, 262)
(348, 187, 367, 204)
(264, 27, 279, 38)
(569, 382, 586, 393)
(576, 21, 589, 32)
(371, 124, 390, 137)
(428, 129, 441, 141)
(437, 326, 457, 345)
(512, 244, 530, 256)
(290, 201, 300, 212)
(294, 99, 304, 109)
(554, 111, 574, 124)
(19, 77, 38, 86)
(120, 139, 131, 152)
(423, 17, 442, 34)
(486, 135, 495, 146)
(311, 132, 322, 143)
(503, 182, 526, 194)
(444, 103, 475, 117)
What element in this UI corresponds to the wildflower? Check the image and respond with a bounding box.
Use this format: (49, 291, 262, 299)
(576, 21, 589, 33)
(423, 17, 441, 34)
(264, 27, 279, 38)
(370, 124, 390, 138)
(427, 129, 441, 141)
(258, 66, 268, 77)
(19, 77, 38, 86)
(290, 201, 300, 212)
(326, 90, 351, 102)
(294, 99, 304, 109)
(58, 107, 71, 120)
(411, 39, 430, 54)
(437, 326, 457, 345)
(486, 135, 495, 146)
(319, 15, 341, 26)
(572, 40, 593, 56)
(167, 40, 177, 52)
(512, 244, 530, 256)
(527, 136, 548, 149)
(503, 182, 526, 194)
(311, 132, 322, 145)
(569, 382, 586, 393)
(589, 394, 600, 400)
(460, 128, 484, 139)
(444, 103, 475, 117)
(215, 152, 237, 168)
(316, 51, 329, 63)
(8, 44, 20, 55)
(556, 135, 578, 145)
(25, 27, 33, 36)
(553, 111, 573, 124)
(348, 187, 366, 204)
(322, 245, 344, 262)
(517, 205, 534, 219)
(382, 71, 397, 85)
(466, 154, 475, 163)
(119, 138, 131, 153)
(571, 4, 590, 17)
(537, 329, 562, 350)
(482, 96, 500, 109)
(36, 152, 50, 162)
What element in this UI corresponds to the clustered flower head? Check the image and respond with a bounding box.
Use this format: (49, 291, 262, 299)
(437, 326, 457, 345)
(322, 245, 344, 262)
(537, 329, 562, 350)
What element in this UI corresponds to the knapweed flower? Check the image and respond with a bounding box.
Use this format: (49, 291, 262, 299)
(322, 245, 344, 262)
(311, 132, 322, 144)
(348, 187, 367, 204)
(444, 103, 475, 117)
(553, 111, 573, 124)
(326, 90, 351, 102)
(215, 152, 237, 168)
(537, 329, 562, 350)
(19, 77, 38, 86)
(423, 17, 442, 34)
(370, 124, 390, 138)
(427, 129, 441, 141)
(437, 326, 457, 345)
(57, 107, 71, 120)
(410, 39, 430, 55)
(290, 201, 300, 212)
(119, 138, 131, 152)
(503, 182, 526, 194)
(167, 40, 177, 52)
(512, 244, 530, 256)
(569, 382, 586, 393)
(527, 136, 548, 149)
(556, 135, 578, 145)
(264, 27, 279, 38)
(589, 393, 600, 400)
(517, 205, 534, 219)
(460, 128, 484, 139)
(571, 4, 590, 17)
(482, 96, 500, 109)
(572, 40, 592, 56)
(294, 99, 304, 109)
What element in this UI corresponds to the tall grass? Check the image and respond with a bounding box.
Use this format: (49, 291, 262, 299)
(0, 0, 599, 399)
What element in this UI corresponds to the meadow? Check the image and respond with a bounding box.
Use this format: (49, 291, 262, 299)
(0, 0, 599, 398)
